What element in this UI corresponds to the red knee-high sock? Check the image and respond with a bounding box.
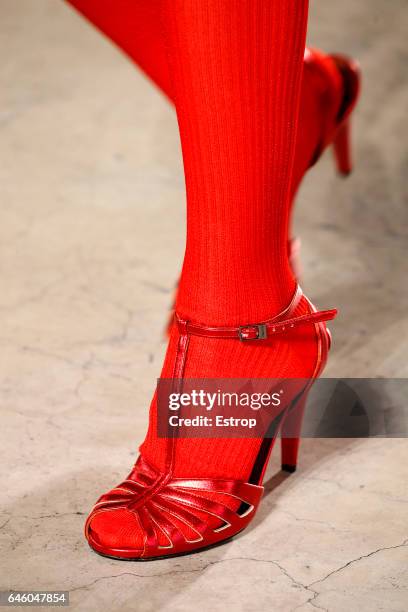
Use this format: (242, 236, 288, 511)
(164, 1, 308, 325)
(69, 0, 315, 473)
(140, 0, 314, 477)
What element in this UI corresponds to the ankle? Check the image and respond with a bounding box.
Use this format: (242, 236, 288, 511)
(175, 264, 296, 326)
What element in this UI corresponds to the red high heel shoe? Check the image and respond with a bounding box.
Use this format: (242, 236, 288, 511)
(301, 49, 361, 178)
(288, 49, 361, 274)
(85, 286, 337, 560)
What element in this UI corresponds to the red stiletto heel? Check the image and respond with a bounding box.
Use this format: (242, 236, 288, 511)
(85, 286, 336, 560)
(332, 118, 352, 175)
(328, 53, 360, 177)
(281, 391, 308, 473)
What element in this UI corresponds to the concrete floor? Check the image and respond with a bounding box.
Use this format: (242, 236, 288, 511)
(1, 1, 407, 610)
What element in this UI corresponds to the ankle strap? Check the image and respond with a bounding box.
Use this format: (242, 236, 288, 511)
(175, 285, 337, 341)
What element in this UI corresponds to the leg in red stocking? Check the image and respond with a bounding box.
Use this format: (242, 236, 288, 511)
(83, 0, 338, 560)
(66, 1, 359, 293)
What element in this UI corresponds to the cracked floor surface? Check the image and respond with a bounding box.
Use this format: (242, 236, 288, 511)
(1, 1, 408, 611)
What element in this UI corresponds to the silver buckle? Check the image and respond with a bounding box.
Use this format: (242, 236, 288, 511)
(238, 323, 267, 341)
